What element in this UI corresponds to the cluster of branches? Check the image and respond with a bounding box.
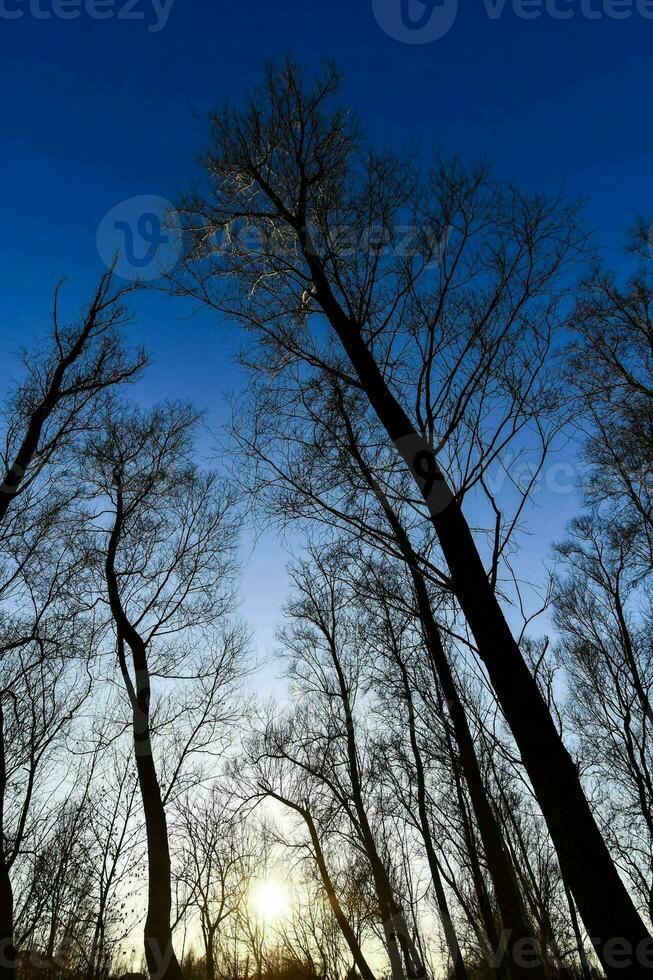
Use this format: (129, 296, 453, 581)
(166, 58, 653, 980)
(0, 270, 248, 980)
(1, 56, 653, 980)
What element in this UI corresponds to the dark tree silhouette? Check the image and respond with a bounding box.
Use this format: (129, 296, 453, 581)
(83, 403, 242, 980)
(0, 270, 144, 980)
(174, 60, 650, 977)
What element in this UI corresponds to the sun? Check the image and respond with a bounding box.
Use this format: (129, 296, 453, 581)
(249, 878, 292, 926)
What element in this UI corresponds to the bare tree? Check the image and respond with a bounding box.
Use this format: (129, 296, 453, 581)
(0, 267, 145, 527)
(553, 244, 653, 924)
(243, 549, 430, 980)
(224, 365, 546, 977)
(13, 747, 140, 980)
(174, 791, 256, 980)
(0, 613, 94, 980)
(83, 742, 143, 980)
(566, 247, 653, 573)
(0, 268, 144, 980)
(555, 514, 653, 913)
(249, 782, 378, 980)
(172, 60, 650, 973)
(83, 402, 244, 980)
(275, 871, 364, 980)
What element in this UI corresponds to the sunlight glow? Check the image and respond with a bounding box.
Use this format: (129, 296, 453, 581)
(249, 878, 292, 926)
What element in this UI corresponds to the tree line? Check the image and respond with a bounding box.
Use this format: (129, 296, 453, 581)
(1, 58, 652, 980)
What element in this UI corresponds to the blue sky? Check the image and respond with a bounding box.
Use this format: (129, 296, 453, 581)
(2, 0, 652, 671)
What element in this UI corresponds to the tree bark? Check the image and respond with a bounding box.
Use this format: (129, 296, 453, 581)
(205, 928, 216, 980)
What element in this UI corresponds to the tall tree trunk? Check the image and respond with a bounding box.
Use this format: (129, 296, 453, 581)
(0, 856, 15, 980)
(449, 740, 505, 973)
(305, 266, 652, 976)
(0, 707, 16, 980)
(265, 791, 377, 980)
(564, 883, 593, 980)
(389, 643, 468, 980)
(326, 621, 425, 980)
(340, 395, 541, 980)
(0, 270, 138, 980)
(205, 926, 216, 980)
(105, 494, 183, 980)
(434, 502, 650, 975)
(132, 727, 181, 980)
(489, 759, 566, 971)
(304, 812, 377, 980)
(417, 599, 538, 980)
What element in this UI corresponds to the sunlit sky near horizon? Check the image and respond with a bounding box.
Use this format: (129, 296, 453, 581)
(2, 0, 652, 685)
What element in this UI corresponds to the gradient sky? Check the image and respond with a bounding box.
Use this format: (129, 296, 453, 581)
(2, 0, 652, 674)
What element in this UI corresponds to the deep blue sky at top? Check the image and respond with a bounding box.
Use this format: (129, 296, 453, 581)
(1, 0, 652, 661)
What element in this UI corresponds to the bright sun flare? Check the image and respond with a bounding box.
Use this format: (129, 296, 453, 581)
(249, 878, 292, 925)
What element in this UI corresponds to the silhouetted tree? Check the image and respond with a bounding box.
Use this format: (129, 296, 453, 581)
(174, 60, 650, 975)
(83, 402, 243, 980)
(0, 268, 144, 980)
